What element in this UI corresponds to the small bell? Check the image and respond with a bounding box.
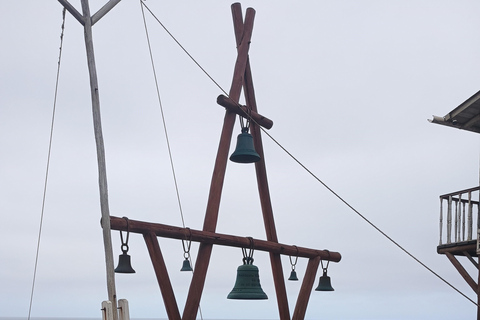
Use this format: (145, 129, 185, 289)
(180, 258, 193, 272)
(115, 252, 136, 274)
(181, 238, 193, 272)
(315, 269, 334, 291)
(115, 217, 135, 274)
(288, 269, 298, 281)
(230, 127, 260, 163)
(228, 257, 268, 300)
(288, 247, 299, 281)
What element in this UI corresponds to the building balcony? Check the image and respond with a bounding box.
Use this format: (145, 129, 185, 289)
(437, 186, 480, 257)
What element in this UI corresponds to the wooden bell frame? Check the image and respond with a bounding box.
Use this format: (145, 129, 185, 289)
(111, 4, 341, 319)
(57, 0, 342, 318)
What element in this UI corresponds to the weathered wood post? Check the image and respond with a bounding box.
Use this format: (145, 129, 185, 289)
(57, 1, 123, 319)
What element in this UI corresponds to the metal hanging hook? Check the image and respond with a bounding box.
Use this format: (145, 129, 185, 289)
(289, 245, 299, 271)
(180, 227, 194, 272)
(115, 217, 136, 274)
(288, 245, 300, 281)
(119, 217, 130, 254)
(238, 102, 253, 132)
(320, 249, 331, 272)
(242, 237, 255, 265)
(182, 227, 192, 259)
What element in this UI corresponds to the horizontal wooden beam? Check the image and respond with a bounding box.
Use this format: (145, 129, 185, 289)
(109, 216, 341, 262)
(437, 241, 477, 257)
(217, 94, 273, 129)
(439, 186, 480, 199)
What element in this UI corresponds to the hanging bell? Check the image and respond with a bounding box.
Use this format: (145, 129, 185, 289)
(180, 258, 193, 272)
(315, 269, 334, 291)
(288, 270, 298, 281)
(230, 127, 261, 164)
(227, 258, 268, 300)
(115, 253, 136, 274)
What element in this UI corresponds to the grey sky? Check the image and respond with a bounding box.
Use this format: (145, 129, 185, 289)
(2, 1, 480, 319)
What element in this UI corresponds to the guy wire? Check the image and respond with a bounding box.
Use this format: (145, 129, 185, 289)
(28, 7, 67, 320)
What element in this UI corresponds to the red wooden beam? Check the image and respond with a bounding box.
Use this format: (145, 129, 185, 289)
(293, 256, 321, 320)
(110, 216, 341, 262)
(182, 5, 256, 319)
(216, 94, 273, 129)
(143, 232, 181, 320)
(239, 28, 291, 320)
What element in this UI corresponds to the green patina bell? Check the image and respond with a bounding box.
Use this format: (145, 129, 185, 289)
(227, 257, 268, 300)
(115, 253, 136, 274)
(115, 221, 135, 274)
(230, 127, 261, 164)
(180, 258, 193, 272)
(288, 270, 298, 281)
(315, 269, 334, 291)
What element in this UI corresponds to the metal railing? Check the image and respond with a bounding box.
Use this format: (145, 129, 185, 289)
(439, 186, 480, 246)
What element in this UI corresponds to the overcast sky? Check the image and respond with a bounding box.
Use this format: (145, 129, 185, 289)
(2, 1, 480, 319)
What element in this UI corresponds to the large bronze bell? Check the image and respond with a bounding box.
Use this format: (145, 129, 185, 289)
(230, 127, 261, 164)
(227, 257, 268, 299)
(315, 269, 334, 291)
(115, 253, 136, 274)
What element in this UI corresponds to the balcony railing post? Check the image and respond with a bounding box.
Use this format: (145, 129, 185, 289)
(468, 191, 473, 241)
(447, 195, 452, 244)
(455, 199, 462, 242)
(477, 193, 480, 255)
(458, 193, 462, 241)
(439, 198, 443, 245)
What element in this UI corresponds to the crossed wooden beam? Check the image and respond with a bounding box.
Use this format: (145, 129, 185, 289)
(110, 3, 341, 320)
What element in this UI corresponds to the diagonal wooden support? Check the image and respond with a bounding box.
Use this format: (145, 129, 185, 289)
(446, 252, 478, 293)
(182, 5, 256, 319)
(143, 232, 181, 320)
(58, 0, 85, 25)
(91, 0, 122, 25)
(293, 257, 321, 320)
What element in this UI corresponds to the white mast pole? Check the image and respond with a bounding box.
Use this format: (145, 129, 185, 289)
(79, 1, 118, 318)
(57, 0, 120, 318)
